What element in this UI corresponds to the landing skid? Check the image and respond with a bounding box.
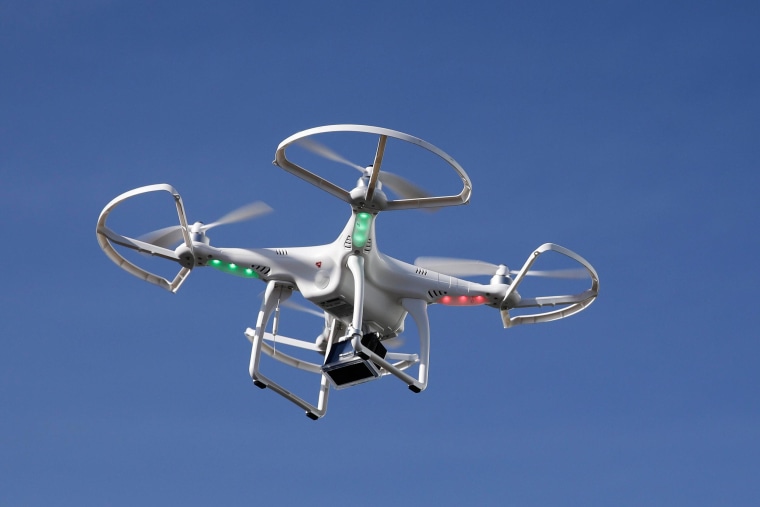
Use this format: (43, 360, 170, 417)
(247, 258, 430, 419)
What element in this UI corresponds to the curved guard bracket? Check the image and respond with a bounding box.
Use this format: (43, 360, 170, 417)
(501, 243, 600, 328)
(96, 183, 193, 293)
(274, 124, 472, 211)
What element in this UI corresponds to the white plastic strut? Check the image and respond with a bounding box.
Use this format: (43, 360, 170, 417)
(248, 281, 331, 419)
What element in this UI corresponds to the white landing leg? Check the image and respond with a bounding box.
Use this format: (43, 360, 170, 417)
(352, 297, 431, 393)
(346, 255, 365, 337)
(248, 280, 330, 420)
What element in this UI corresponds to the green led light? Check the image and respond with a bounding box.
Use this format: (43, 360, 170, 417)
(207, 260, 259, 278)
(352, 212, 372, 249)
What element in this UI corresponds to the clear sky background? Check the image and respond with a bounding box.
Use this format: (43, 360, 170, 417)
(2, 1, 758, 505)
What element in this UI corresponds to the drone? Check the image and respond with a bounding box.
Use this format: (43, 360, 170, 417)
(96, 124, 599, 419)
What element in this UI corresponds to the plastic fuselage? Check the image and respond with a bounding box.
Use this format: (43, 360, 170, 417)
(191, 209, 511, 339)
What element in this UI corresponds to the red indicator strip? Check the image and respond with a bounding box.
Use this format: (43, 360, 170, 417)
(439, 295, 487, 306)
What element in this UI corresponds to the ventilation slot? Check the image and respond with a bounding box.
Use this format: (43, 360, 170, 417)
(344, 236, 352, 249)
(428, 290, 446, 299)
(318, 298, 354, 318)
(252, 265, 270, 275)
(275, 249, 288, 256)
(415, 267, 428, 276)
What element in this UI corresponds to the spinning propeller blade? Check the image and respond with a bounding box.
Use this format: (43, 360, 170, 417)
(139, 201, 272, 247)
(138, 225, 185, 249)
(280, 299, 326, 319)
(296, 138, 365, 171)
(201, 201, 272, 231)
(376, 170, 431, 200)
(413, 257, 588, 279)
(257, 292, 326, 319)
(381, 336, 405, 349)
(296, 138, 433, 201)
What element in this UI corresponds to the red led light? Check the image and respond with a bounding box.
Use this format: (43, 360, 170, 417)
(440, 295, 487, 306)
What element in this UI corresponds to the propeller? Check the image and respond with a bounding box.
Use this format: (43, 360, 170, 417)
(374, 171, 432, 202)
(201, 201, 272, 231)
(296, 137, 365, 171)
(381, 335, 405, 349)
(138, 201, 272, 248)
(138, 225, 185, 250)
(414, 257, 589, 279)
(278, 298, 326, 319)
(296, 138, 432, 201)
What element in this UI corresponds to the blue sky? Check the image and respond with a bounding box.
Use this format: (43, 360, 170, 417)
(2, 1, 758, 505)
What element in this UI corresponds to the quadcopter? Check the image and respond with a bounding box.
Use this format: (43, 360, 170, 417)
(96, 124, 599, 419)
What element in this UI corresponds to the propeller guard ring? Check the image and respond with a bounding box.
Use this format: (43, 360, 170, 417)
(501, 243, 600, 327)
(274, 124, 473, 211)
(96, 183, 193, 292)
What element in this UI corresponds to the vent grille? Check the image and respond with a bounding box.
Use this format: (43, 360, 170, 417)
(428, 290, 446, 299)
(275, 249, 288, 256)
(363, 238, 373, 252)
(252, 265, 270, 275)
(415, 267, 428, 276)
(344, 235, 352, 249)
(318, 298, 354, 318)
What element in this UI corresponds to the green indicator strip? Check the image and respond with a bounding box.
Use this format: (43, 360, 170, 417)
(207, 259, 259, 278)
(352, 212, 372, 249)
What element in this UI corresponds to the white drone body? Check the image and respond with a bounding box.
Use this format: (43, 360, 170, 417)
(96, 125, 599, 419)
